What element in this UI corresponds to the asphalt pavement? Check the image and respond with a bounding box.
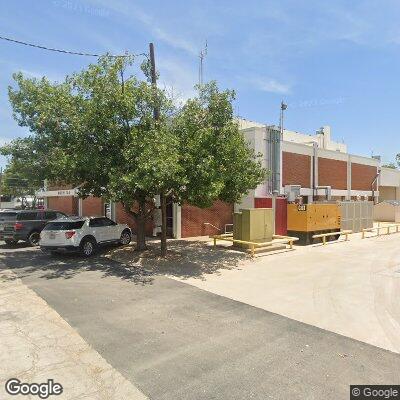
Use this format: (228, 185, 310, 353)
(1, 245, 400, 400)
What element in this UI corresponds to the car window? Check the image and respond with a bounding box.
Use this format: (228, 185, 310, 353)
(17, 212, 38, 221)
(43, 221, 85, 230)
(44, 211, 57, 220)
(56, 212, 66, 219)
(0, 212, 17, 221)
(89, 217, 115, 227)
(89, 218, 103, 227)
(102, 218, 116, 226)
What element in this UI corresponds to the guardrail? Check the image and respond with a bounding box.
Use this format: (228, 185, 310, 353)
(362, 224, 400, 239)
(312, 230, 352, 245)
(210, 234, 299, 257)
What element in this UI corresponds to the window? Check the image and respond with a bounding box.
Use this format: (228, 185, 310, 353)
(102, 217, 116, 226)
(89, 217, 116, 227)
(17, 212, 38, 221)
(43, 221, 85, 231)
(89, 218, 103, 227)
(44, 211, 57, 220)
(0, 212, 17, 221)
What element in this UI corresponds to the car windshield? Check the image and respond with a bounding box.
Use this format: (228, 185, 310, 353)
(43, 221, 85, 230)
(0, 212, 17, 221)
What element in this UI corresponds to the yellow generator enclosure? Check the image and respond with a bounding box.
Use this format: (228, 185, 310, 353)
(287, 203, 341, 232)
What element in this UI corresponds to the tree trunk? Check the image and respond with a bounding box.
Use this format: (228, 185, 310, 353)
(136, 198, 147, 251)
(160, 192, 167, 257)
(123, 200, 147, 251)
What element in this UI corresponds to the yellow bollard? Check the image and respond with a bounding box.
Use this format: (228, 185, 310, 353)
(289, 240, 293, 249)
(213, 237, 217, 247)
(362, 230, 365, 239)
(251, 244, 255, 257)
(322, 236, 326, 245)
(387, 226, 390, 235)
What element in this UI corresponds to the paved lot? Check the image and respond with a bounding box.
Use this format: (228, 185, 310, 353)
(0, 268, 148, 400)
(1, 245, 400, 399)
(173, 233, 400, 354)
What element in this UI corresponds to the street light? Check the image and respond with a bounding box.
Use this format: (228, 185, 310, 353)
(280, 101, 287, 138)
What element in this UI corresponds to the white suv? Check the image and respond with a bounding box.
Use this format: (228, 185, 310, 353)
(40, 216, 132, 257)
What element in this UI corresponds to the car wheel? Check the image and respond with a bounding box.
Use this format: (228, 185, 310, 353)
(4, 239, 18, 246)
(80, 238, 96, 257)
(28, 231, 41, 246)
(120, 230, 131, 245)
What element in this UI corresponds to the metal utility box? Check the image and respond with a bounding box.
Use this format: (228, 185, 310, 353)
(287, 203, 341, 244)
(233, 208, 273, 248)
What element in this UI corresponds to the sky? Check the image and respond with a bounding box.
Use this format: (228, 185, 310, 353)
(1, 0, 400, 166)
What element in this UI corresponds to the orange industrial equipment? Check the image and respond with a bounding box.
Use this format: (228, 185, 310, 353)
(287, 203, 341, 244)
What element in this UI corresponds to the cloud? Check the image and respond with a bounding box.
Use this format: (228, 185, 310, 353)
(87, 0, 197, 55)
(133, 9, 197, 56)
(242, 76, 291, 95)
(157, 57, 197, 104)
(256, 78, 291, 94)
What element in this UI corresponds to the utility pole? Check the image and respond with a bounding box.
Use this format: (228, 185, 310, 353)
(149, 42, 167, 257)
(149, 43, 160, 120)
(273, 101, 287, 234)
(198, 41, 207, 86)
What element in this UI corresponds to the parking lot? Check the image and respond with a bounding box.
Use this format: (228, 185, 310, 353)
(1, 235, 400, 399)
(172, 232, 400, 354)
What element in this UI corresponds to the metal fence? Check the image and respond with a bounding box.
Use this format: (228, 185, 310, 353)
(339, 201, 373, 233)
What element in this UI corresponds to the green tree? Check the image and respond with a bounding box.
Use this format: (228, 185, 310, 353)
(171, 82, 265, 207)
(6, 56, 266, 255)
(0, 137, 46, 207)
(7, 56, 181, 250)
(382, 162, 397, 169)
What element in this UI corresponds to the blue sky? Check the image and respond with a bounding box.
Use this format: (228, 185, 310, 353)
(1, 0, 400, 166)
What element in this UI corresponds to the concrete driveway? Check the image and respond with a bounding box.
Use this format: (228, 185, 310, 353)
(172, 233, 400, 354)
(1, 244, 400, 399)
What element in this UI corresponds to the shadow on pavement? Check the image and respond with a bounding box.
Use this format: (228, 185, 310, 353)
(0, 242, 32, 250)
(108, 240, 249, 281)
(0, 244, 154, 285)
(0, 239, 249, 284)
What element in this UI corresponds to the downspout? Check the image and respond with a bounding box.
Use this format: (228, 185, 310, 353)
(303, 141, 318, 201)
(371, 170, 380, 204)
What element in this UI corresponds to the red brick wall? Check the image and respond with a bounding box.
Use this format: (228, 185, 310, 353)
(318, 158, 347, 190)
(115, 203, 154, 236)
(282, 152, 311, 188)
(181, 201, 233, 238)
(81, 196, 103, 216)
(47, 196, 78, 215)
(351, 163, 378, 191)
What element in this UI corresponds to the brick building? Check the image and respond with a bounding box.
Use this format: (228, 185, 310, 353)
(38, 119, 392, 238)
(238, 121, 380, 208)
(38, 186, 233, 239)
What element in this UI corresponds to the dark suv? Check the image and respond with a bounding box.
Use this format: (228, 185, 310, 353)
(0, 209, 67, 246)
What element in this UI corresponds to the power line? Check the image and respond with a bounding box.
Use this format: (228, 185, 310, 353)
(0, 35, 148, 58)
